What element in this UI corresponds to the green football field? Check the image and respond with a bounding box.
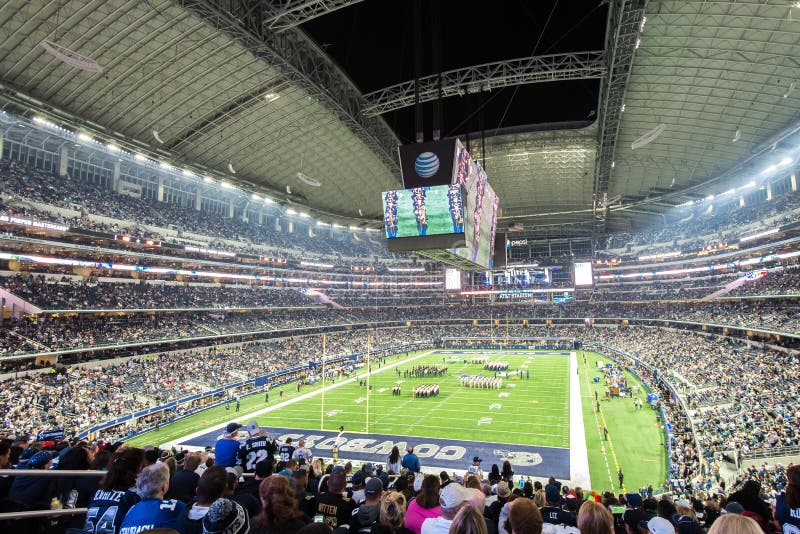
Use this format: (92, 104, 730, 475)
(391, 187, 457, 237)
(127, 350, 667, 493)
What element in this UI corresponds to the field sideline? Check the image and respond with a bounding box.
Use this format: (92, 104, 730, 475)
(128, 349, 666, 492)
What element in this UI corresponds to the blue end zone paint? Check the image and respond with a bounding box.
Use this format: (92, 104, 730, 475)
(181, 426, 570, 479)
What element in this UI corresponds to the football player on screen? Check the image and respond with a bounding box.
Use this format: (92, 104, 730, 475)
(411, 187, 428, 236)
(448, 184, 464, 233)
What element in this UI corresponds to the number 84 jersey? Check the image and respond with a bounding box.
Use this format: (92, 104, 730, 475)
(239, 435, 278, 472)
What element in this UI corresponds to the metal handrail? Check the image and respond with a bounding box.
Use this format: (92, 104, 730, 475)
(0, 469, 106, 477)
(0, 508, 88, 520)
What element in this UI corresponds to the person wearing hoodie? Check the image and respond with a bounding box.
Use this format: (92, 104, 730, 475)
(349, 478, 384, 534)
(175, 465, 228, 534)
(8, 450, 56, 510)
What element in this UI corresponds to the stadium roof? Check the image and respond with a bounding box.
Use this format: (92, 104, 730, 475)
(0, 1, 798, 241)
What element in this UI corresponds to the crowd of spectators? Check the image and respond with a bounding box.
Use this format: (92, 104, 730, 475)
(2, 298, 800, 361)
(601, 187, 800, 253)
(0, 159, 390, 262)
(1, 274, 316, 310)
(0, 422, 796, 534)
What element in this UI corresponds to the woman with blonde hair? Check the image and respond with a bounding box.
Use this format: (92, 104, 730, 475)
(449, 504, 487, 534)
(532, 489, 546, 509)
(707, 513, 762, 534)
(372, 491, 414, 534)
(577, 500, 614, 534)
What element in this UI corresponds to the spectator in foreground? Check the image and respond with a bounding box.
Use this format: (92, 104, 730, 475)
(350, 477, 384, 533)
(315, 469, 356, 530)
(83, 447, 143, 534)
(202, 497, 250, 534)
(776, 464, 800, 534)
(449, 504, 487, 534)
(706, 514, 762, 534)
(577, 500, 614, 534)
(371, 491, 414, 534)
(175, 465, 227, 534)
(118, 462, 186, 533)
(251, 474, 306, 534)
(421, 483, 470, 534)
(507, 498, 543, 534)
(166, 452, 202, 503)
(405, 475, 441, 534)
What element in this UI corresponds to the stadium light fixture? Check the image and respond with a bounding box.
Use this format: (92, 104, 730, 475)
(349, 225, 360, 231)
(264, 92, 280, 102)
(134, 153, 146, 161)
(227, 161, 236, 174)
(77, 132, 92, 142)
(221, 181, 233, 189)
(182, 169, 194, 177)
(106, 143, 119, 152)
(332, 223, 343, 228)
(159, 162, 173, 170)
(764, 164, 777, 173)
(316, 221, 329, 227)
(203, 176, 214, 183)
(263, 197, 274, 204)
(251, 193, 261, 201)
(779, 156, 793, 166)
(298, 212, 310, 218)
(732, 127, 741, 143)
(286, 208, 297, 215)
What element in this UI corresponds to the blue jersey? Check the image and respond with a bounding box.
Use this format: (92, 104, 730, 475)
(84, 488, 140, 534)
(776, 493, 800, 534)
(118, 498, 185, 534)
(214, 437, 242, 467)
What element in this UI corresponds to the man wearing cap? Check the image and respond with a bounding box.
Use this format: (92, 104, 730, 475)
(349, 477, 383, 534)
(402, 446, 421, 473)
(316, 469, 357, 529)
(350, 471, 367, 504)
(541, 484, 576, 527)
(215, 423, 243, 468)
(421, 483, 471, 534)
(486, 481, 511, 524)
(623, 493, 649, 534)
(467, 456, 483, 479)
(238, 423, 277, 473)
(202, 497, 250, 534)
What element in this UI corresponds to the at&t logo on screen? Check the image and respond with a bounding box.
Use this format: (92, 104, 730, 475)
(414, 152, 440, 178)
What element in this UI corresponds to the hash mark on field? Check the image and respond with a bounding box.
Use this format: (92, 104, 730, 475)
(326, 410, 342, 417)
(478, 417, 493, 426)
(354, 397, 366, 404)
(489, 403, 502, 410)
(499, 392, 510, 398)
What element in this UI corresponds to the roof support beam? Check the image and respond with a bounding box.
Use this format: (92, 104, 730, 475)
(264, 0, 364, 33)
(362, 51, 606, 117)
(174, 0, 400, 176)
(592, 0, 648, 242)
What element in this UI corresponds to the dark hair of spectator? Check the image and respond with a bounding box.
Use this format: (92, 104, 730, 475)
(100, 447, 143, 491)
(257, 475, 300, 528)
(416, 475, 441, 509)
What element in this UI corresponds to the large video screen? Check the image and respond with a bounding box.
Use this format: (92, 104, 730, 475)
(382, 184, 465, 239)
(450, 140, 500, 269)
(574, 262, 594, 286)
